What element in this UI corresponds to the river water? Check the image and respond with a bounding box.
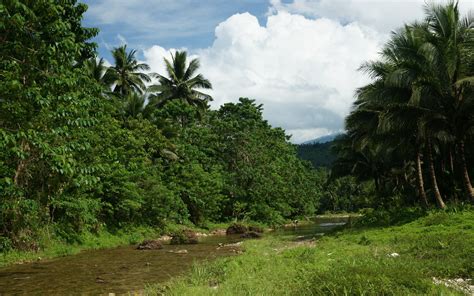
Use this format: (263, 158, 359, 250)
(0, 217, 349, 295)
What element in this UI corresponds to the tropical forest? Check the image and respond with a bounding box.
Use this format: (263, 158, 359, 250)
(0, 0, 473, 295)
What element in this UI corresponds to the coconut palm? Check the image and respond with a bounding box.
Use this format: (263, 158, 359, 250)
(423, 1, 474, 201)
(147, 51, 212, 109)
(123, 93, 147, 118)
(106, 45, 151, 96)
(332, 1, 474, 208)
(377, 24, 448, 207)
(84, 57, 111, 87)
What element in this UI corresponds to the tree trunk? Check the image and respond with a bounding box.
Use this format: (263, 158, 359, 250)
(458, 141, 474, 201)
(374, 176, 380, 194)
(449, 148, 455, 173)
(416, 149, 429, 207)
(427, 140, 446, 209)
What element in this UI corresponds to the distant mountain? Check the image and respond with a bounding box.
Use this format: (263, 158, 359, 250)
(301, 133, 342, 145)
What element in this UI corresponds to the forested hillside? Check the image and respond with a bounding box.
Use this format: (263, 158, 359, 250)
(0, 1, 319, 251)
(297, 142, 335, 168)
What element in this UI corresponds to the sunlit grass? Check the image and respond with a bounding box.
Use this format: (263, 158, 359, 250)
(146, 210, 474, 295)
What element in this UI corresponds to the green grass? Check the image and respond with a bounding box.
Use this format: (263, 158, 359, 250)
(146, 210, 474, 295)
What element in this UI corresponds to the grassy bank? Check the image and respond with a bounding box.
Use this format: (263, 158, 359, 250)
(147, 210, 474, 295)
(0, 227, 161, 268)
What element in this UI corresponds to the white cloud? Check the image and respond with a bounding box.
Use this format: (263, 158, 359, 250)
(143, 11, 383, 143)
(117, 34, 127, 45)
(268, 0, 474, 34)
(141, 1, 474, 143)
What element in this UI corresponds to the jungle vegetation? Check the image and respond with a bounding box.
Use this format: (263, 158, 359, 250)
(332, 1, 474, 210)
(0, 0, 320, 251)
(1, 0, 474, 256)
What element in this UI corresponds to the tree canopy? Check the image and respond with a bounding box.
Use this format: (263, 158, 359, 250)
(0, 0, 319, 251)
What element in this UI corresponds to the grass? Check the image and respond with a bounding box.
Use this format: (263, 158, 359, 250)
(145, 210, 474, 295)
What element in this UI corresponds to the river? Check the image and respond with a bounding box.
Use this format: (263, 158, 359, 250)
(0, 216, 349, 295)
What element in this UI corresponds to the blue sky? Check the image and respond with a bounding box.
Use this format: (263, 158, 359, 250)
(81, 0, 272, 60)
(80, 0, 474, 143)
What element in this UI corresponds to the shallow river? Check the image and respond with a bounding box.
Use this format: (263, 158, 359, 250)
(0, 217, 349, 295)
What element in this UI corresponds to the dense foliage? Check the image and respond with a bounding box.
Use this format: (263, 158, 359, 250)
(297, 142, 335, 168)
(0, 0, 319, 251)
(332, 1, 474, 210)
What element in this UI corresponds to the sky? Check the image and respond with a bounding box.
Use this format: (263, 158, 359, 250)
(81, 0, 474, 143)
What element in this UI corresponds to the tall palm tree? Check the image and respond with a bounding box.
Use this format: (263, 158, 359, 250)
(359, 83, 429, 206)
(375, 22, 454, 208)
(332, 1, 474, 207)
(147, 51, 212, 109)
(342, 23, 448, 208)
(423, 1, 474, 201)
(106, 45, 151, 96)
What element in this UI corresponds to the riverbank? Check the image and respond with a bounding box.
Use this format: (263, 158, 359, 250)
(0, 217, 330, 268)
(0, 222, 232, 268)
(146, 210, 474, 295)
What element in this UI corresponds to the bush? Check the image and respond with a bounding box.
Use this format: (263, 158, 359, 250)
(356, 207, 426, 227)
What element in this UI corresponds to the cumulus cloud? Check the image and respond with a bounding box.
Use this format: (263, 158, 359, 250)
(268, 0, 474, 34)
(141, 1, 474, 143)
(144, 12, 382, 142)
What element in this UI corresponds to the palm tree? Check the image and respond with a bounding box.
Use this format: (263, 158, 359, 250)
(84, 57, 113, 88)
(347, 51, 432, 206)
(342, 23, 448, 208)
(106, 45, 151, 96)
(423, 1, 474, 201)
(332, 1, 474, 207)
(147, 51, 212, 109)
(123, 93, 147, 118)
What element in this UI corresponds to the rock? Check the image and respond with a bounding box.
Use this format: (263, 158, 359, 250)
(209, 279, 219, 289)
(168, 249, 188, 254)
(226, 223, 248, 235)
(136, 240, 163, 250)
(433, 277, 474, 295)
(95, 277, 106, 284)
(240, 231, 263, 239)
(211, 229, 227, 236)
(224, 241, 243, 247)
(170, 230, 199, 245)
(158, 235, 172, 241)
(388, 252, 400, 258)
(248, 226, 264, 233)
